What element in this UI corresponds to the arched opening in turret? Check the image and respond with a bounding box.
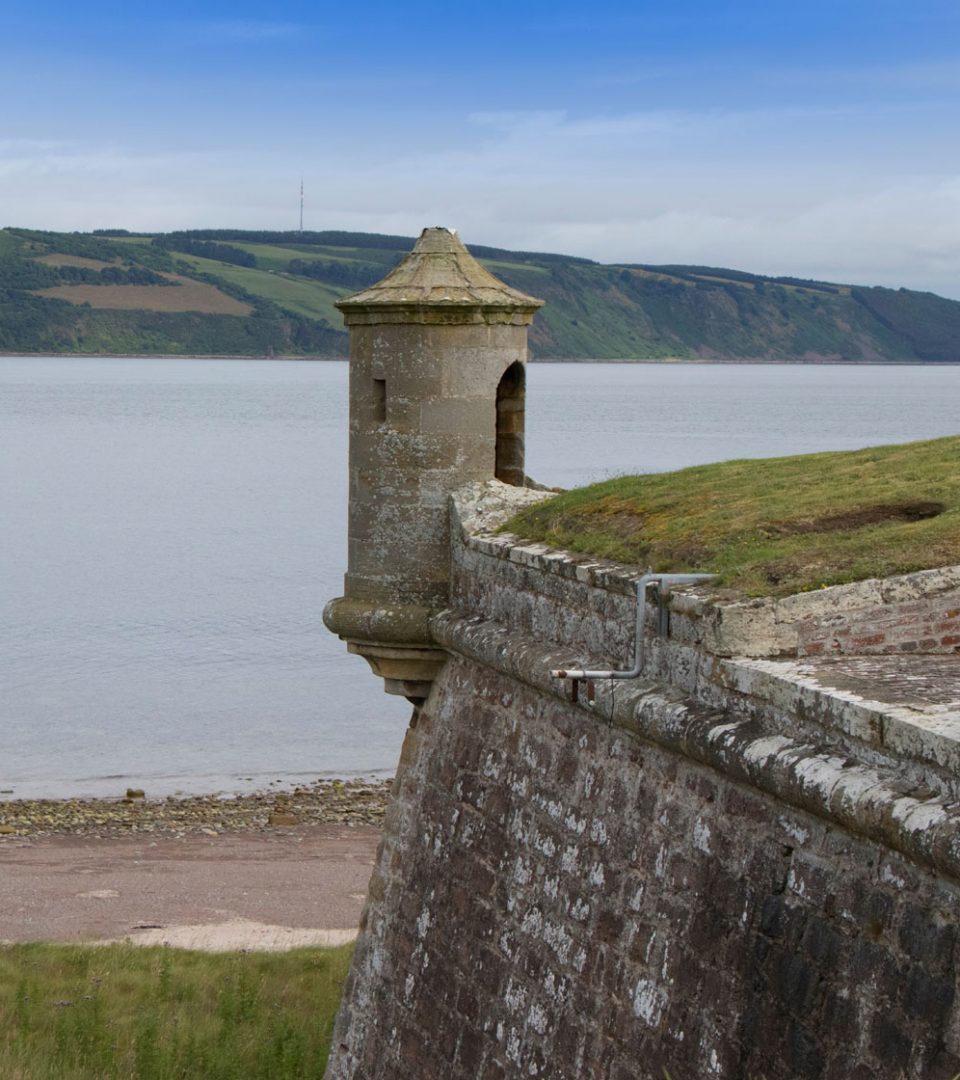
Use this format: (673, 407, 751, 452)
(495, 361, 525, 487)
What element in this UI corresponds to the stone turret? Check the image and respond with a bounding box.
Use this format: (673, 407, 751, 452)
(322, 227, 543, 702)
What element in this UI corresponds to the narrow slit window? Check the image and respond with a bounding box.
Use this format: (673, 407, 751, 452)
(373, 378, 387, 424)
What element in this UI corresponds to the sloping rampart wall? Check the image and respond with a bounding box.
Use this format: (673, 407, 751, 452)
(327, 486, 960, 1080)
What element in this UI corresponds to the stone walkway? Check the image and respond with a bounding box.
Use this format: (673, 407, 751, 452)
(802, 654, 960, 709)
(726, 653, 960, 777)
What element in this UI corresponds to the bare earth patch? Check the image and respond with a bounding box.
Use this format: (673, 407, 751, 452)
(35, 253, 115, 270)
(761, 500, 946, 537)
(33, 273, 253, 315)
(105, 920, 359, 952)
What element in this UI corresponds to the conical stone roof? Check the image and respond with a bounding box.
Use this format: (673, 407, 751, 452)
(335, 227, 544, 312)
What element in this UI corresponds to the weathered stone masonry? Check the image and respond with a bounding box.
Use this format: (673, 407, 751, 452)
(328, 487, 960, 1080)
(323, 228, 960, 1079)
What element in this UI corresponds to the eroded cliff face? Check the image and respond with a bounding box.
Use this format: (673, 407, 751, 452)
(326, 487, 960, 1080)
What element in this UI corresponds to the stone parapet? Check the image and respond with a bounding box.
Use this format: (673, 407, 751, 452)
(453, 481, 960, 662)
(446, 480, 960, 821)
(719, 656, 960, 780)
(430, 611, 960, 884)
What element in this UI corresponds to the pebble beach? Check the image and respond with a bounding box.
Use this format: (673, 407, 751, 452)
(0, 778, 392, 841)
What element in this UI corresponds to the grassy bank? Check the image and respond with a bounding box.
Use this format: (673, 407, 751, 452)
(505, 435, 960, 596)
(0, 942, 351, 1078)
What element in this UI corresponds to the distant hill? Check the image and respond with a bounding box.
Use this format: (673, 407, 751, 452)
(1, 226, 958, 362)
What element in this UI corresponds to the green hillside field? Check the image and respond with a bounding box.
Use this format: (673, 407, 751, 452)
(1, 226, 958, 361)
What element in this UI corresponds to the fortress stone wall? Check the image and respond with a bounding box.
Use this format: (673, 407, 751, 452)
(327, 485, 960, 1080)
(322, 226, 960, 1079)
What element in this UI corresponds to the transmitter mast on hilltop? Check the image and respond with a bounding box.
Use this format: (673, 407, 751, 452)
(298, 177, 304, 233)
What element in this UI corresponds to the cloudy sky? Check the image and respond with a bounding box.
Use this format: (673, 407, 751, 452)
(3, 0, 960, 296)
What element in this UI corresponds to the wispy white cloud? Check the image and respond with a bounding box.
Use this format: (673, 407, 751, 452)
(296, 105, 960, 296)
(466, 103, 902, 149)
(0, 140, 196, 180)
(0, 140, 221, 230)
(467, 109, 699, 141)
(0, 139, 67, 154)
(5, 102, 960, 300)
(593, 57, 960, 95)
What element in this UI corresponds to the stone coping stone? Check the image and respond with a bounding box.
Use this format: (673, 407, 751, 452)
(451, 481, 656, 598)
(431, 610, 960, 886)
(723, 656, 960, 776)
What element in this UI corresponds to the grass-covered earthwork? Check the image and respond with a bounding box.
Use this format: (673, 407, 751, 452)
(0, 941, 352, 1079)
(505, 435, 960, 596)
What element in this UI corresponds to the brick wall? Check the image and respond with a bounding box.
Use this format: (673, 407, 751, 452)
(797, 596, 960, 657)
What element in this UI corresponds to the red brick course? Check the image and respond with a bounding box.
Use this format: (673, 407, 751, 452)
(798, 594, 960, 657)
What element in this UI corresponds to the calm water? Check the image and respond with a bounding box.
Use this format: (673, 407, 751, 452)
(2, 357, 959, 798)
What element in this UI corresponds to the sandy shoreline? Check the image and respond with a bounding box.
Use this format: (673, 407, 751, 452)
(0, 823, 382, 951)
(0, 781, 390, 950)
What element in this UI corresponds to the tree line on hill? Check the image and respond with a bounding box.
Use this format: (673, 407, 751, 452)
(152, 237, 257, 267)
(0, 260, 172, 290)
(156, 229, 595, 266)
(286, 258, 394, 289)
(1, 226, 958, 362)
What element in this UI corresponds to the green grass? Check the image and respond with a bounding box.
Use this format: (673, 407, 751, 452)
(173, 254, 346, 322)
(103, 238, 375, 273)
(297, 244, 397, 262)
(0, 229, 21, 256)
(219, 242, 350, 271)
(0, 942, 352, 1079)
(506, 435, 960, 596)
(280, 244, 370, 260)
(478, 258, 551, 277)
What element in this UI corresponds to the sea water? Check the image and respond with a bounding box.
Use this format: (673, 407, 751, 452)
(2, 357, 958, 797)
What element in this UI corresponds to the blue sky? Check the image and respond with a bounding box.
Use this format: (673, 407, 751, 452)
(3, 1, 960, 296)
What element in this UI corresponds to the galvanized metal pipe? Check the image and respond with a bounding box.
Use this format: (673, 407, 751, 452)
(550, 572, 717, 682)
